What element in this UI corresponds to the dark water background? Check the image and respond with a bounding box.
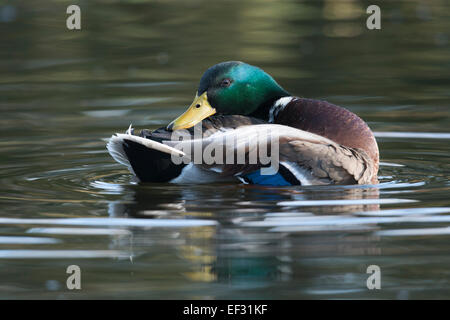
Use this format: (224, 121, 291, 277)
(0, 0, 449, 299)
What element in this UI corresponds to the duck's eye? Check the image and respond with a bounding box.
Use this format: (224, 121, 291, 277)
(220, 78, 232, 87)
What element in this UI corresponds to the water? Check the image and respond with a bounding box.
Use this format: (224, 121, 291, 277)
(0, 0, 449, 299)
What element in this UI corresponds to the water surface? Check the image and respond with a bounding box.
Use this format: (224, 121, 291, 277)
(0, 0, 449, 299)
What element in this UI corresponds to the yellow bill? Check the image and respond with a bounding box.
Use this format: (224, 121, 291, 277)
(167, 92, 216, 130)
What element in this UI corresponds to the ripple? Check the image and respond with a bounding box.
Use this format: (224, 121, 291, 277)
(356, 207, 450, 217)
(376, 227, 450, 237)
(0, 236, 61, 244)
(376, 182, 426, 189)
(0, 217, 218, 228)
(379, 161, 405, 167)
(90, 180, 124, 194)
(374, 132, 450, 139)
(277, 198, 416, 207)
(304, 288, 366, 295)
(12, 164, 131, 205)
(236, 215, 450, 231)
(27, 227, 132, 236)
(0, 250, 130, 259)
(83, 109, 131, 118)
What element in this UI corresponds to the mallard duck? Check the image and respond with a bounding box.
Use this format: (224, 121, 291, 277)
(107, 61, 379, 186)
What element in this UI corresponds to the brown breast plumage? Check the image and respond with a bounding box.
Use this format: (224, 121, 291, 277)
(274, 98, 379, 173)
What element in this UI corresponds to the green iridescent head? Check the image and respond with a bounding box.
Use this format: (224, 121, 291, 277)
(167, 61, 289, 130)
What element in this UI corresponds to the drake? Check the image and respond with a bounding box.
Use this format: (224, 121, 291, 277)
(107, 61, 379, 186)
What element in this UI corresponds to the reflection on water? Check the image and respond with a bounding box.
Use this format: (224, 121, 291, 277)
(0, 0, 449, 299)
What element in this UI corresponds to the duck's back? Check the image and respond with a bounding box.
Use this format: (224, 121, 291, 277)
(274, 98, 379, 171)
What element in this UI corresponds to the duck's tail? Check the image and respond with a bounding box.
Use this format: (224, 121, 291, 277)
(107, 126, 186, 182)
